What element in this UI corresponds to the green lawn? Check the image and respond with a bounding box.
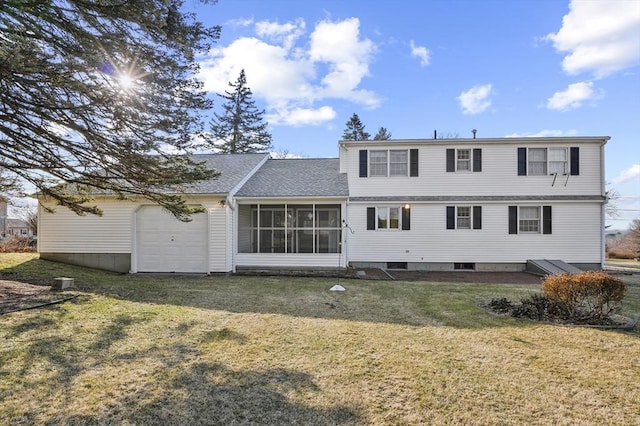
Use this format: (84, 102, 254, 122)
(1, 253, 639, 425)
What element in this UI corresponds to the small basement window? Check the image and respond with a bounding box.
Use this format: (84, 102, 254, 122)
(454, 262, 475, 271)
(387, 262, 408, 270)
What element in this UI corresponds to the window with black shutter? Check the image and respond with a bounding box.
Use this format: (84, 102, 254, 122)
(473, 206, 482, 229)
(543, 206, 552, 234)
(409, 149, 419, 177)
(359, 150, 368, 177)
(473, 149, 482, 172)
(517, 148, 527, 176)
(570, 147, 579, 176)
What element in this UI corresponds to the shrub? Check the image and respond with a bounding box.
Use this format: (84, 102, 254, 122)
(606, 249, 637, 260)
(487, 297, 513, 314)
(511, 293, 570, 321)
(542, 271, 626, 320)
(0, 236, 37, 253)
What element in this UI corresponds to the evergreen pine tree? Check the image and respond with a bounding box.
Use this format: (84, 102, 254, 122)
(373, 127, 392, 140)
(208, 69, 272, 153)
(0, 0, 221, 220)
(342, 113, 370, 141)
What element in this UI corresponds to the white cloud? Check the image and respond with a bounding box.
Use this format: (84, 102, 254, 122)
(612, 164, 640, 185)
(546, 81, 600, 111)
(410, 40, 430, 66)
(255, 18, 306, 50)
(457, 84, 493, 115)
(505, 129, 578, 138)
(545, 0, 640, 77)
(198, 17, 379, 127)
(266, 106, 336, 126)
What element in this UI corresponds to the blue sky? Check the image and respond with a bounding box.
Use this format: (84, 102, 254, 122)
(190, 0, 640, 230)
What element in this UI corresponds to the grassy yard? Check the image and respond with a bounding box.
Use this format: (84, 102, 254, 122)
(1, 253, 639, 425)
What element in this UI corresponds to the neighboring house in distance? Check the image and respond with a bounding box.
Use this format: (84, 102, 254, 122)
(0, 201, 34, 238)
(37, 136, 609, 273)
(6, 219, 33, 238)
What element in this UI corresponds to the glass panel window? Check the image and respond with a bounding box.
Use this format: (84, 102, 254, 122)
(296, 209, 314, 228)
(317, 230, 341, 253)
(377, 208, 389, 229)
(389, 150, 408, 176)
(259, 209, 273, 227)
(457, 149, 471, 171)
(377, 207, 401, 229)
(316, 208, 339, 228)
(369, 150, 388, 177)
(519, 206, 540, 233)
(457, 206, 471, 229)
(549, 148, 567, 174)
(296, 230, 314, 253)
(528, 148, 547, 176)
(241, 204, 341, 254)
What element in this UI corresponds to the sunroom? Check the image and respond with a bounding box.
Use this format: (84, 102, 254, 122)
(234, 202, 346, 270)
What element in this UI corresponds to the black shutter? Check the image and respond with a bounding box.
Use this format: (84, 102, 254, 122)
(359, 150, 368, 177)
(402, 206, 411, 230)
(446, 206, 455, 229)
(543, 206, 552, 234)
(570, 147, 579, 175)
(508, 206, 518, 234)
(473, 206, 482, 230)
(517, 148, 527, 176)
(367, 207, 375, 230)
(473, 149, 482, 172)
(409, 149, 419, 177)
(446, 149, 455, 172)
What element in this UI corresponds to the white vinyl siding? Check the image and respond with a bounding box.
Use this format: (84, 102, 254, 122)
(39, 197, 233, 273)
(38, 200, 134, 253)
(347, 202, 602, 264)
(344, 142, 603, 197)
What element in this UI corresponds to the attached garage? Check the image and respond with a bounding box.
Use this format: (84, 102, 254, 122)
(134, 206, 209, 273)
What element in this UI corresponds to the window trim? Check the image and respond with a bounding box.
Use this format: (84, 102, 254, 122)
(509, 205, 552, 235)
(247, 204, 342, 253)
(367, 205, 411, 231)
(446, 205, 482, 230)
(367, 149, 412, 177)
(519, 147, 577, 176)
(447, 148, 482, 173)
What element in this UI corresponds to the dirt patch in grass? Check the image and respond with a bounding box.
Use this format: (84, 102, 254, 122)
(0, 280, 73, 314)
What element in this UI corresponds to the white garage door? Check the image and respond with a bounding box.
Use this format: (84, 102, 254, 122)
(136, 206, 208, 273)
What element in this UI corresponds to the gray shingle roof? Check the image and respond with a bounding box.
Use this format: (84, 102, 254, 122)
(235, 158, 348, 198)
(187, 153, 268, 194)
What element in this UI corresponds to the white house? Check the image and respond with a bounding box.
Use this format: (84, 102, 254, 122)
(37, 136, 609, 273)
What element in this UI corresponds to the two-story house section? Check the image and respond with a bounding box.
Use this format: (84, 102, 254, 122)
(340, 136, 609, 272)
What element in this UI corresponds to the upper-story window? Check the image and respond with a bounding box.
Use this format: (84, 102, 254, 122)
(518, 147, 579, 176)
(457, 149, 471, 171)
(390, 150, 408, 176)
(370, 150, 388, 176)
(359, 149, 419, 177)
(446, 148, 482, 172)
